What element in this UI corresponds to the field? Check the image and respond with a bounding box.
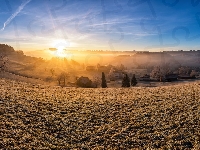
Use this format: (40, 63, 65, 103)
(0, 78, 199, 149)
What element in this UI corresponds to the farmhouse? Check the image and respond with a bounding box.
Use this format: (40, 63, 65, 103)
(97, 65, 112, 73)
(164, 74, 178, 81)
(86, 66, 96, 71)
(178, 75, 196, 79)
(139, 74, 151, 81)
(109, 68, 125, 81)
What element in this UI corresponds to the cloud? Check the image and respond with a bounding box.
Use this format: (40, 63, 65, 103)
(0, 0, 31, 31)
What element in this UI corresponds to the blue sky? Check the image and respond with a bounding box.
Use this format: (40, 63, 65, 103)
(1, 0, 200, 52)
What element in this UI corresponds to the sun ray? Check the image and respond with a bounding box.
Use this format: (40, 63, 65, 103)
(49, 39, 72, 58)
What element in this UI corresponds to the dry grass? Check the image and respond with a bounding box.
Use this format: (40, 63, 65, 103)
(0, 78, 199, 149)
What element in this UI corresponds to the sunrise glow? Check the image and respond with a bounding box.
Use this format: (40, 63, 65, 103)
(0, 1, 200, 149)
(2, 0, 200, 53)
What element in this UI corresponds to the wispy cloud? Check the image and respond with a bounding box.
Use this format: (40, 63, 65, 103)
(0, 0, 31, 31)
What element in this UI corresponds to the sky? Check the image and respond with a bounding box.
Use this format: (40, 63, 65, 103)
(1, 0, 200, 52)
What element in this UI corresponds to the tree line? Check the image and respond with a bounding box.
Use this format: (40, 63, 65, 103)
(101, 72, 137, 88)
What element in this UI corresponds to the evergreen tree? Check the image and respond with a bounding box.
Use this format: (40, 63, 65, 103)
(122, 74, 130, 87)
(101, 72, 107, 88)
(131, 74, 137, 86)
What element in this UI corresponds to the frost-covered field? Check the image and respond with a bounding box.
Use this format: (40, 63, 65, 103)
(0, 79, 199, 149)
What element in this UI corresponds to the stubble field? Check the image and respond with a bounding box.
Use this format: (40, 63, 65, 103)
(0, 78, 199, 149)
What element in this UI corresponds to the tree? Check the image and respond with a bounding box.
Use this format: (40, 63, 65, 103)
(50, 68, 55, 77)
(178, 66, 192, 75)
(57, 72, 69, 87)
(150, 66, 163, 81)
(101, 72, 107, 88)
(131, 74, 137, 86)
(93, 76, 101, 88)
(76, 76, 93, 88)
(122, 74, 130, 87)
(119, 64, 126, 70)
(190, 70, 198, 78)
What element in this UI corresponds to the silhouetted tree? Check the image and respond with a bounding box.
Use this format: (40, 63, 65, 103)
(131, 74, 137, 86)
(57, 72, 69, 87)
(122, 74, 130, 87)
(76, 76, 93, 88)
(101, 72, 107, 88)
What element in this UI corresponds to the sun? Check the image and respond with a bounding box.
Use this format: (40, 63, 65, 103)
(50, 39, 71, 58)
(54, 46, 67, 58)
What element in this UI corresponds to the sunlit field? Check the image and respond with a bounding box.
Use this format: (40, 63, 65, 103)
(0, 78, 199, 149)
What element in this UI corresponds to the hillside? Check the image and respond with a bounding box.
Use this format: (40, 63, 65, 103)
(0, 78, 199, 149)
(1, 44, 200, 87)
(0, 44, 81, 84)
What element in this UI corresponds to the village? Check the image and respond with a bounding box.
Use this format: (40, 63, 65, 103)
(1, 44, 200, 88)
(63, 62, 200, 88)
(59, 49, 200, 88)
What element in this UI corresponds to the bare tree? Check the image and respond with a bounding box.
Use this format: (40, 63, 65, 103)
(178, 66, 192, 75)
(92, 76, 101, 88)
(57, 72, 69, 87)
(50, 68, 55, 77)
(150, 65, 172, 81)
(190, 70, 198, 78)
(150, 66, 162, 81)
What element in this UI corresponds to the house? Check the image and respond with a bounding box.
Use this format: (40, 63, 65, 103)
(139, 74, 151, 81)
(109, 68, 125, 81)
(97, 65, 112, 73)
(164, 74, 178, 82)
(86, 66, 96, 71)
(196, 74, 200, 79)
(178, 75, 196, 79)
(49, 48, 57, 51)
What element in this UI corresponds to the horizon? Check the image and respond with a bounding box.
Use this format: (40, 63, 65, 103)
(1, 0, 200, 55)
(23, 47, 200, 60)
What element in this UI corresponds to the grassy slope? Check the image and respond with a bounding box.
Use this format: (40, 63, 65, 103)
(0, 79, 199, 149)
